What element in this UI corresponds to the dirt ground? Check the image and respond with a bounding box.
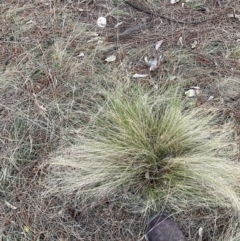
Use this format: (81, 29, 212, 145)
(1, 0, 240, 240)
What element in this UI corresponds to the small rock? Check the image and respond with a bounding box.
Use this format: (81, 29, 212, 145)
(146, 213, 186, 241)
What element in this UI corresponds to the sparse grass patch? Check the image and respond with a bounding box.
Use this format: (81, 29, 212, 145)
(0, 9, 130, 186)
(185, 0, 204, 10)
(203, 41, 226, 56)
(160, 49, 198, 83)
(164, 49, 196, 70)
(230, 45, 240, 61)
(0, 8, 107, 181)
(218, 78, 240, 100)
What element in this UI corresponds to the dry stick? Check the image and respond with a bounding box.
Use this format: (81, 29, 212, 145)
(217, 0, 223, 8)
(124, 1, 227, 25)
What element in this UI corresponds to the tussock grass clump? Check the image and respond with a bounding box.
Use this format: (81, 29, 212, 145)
(49, 86, 240, 214)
